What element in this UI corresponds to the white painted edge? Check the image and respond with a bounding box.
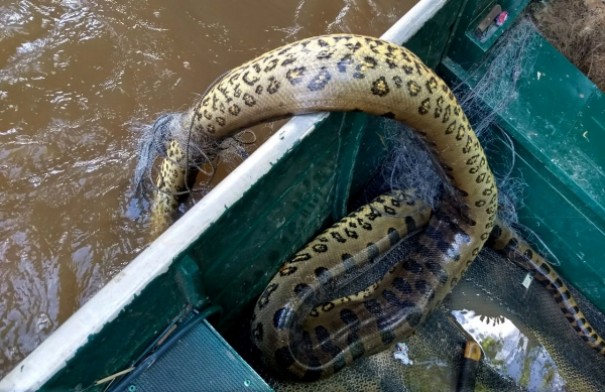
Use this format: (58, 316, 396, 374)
(0, 1, 447, 390)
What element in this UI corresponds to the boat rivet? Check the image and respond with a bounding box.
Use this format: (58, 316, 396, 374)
(243, 380, 251, 387)
(128, 385, 137, 391)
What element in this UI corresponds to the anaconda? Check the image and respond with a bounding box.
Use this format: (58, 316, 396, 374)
(142, 34, 602, 379)
(251, 190, 605, 379)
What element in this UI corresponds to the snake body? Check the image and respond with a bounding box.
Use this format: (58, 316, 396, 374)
(252, 192, 605, 379)
(146, 34, 602, 379)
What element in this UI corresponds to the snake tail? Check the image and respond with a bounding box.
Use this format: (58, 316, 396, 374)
(488, 223, 605, 356)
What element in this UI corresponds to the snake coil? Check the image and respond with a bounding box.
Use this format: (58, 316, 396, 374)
(145, 34, 604, 379)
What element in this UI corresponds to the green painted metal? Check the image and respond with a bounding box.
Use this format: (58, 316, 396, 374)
(441, 0, 605, 310)
(111, 317, 271, 392)
(42, 260, 202, 391)
(28, 0, 605, 390)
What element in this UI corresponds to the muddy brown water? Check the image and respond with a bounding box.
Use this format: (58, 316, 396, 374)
(0, 0, 418, 377)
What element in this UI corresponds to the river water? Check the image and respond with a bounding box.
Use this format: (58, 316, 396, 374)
(0, 0, 416, 378)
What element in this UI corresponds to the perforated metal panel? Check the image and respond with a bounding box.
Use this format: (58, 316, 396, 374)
(112, 317, 271, 392)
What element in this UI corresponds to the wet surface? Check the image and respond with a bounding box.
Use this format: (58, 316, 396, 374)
(0, 0, 417, 377)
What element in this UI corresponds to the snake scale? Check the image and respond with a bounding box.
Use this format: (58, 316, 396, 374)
(146, 34, 605, 379)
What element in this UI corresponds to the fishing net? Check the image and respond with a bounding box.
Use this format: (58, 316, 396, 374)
(221, 16, 605, 392)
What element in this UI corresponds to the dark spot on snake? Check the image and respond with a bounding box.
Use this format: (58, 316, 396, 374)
(523, 249, 534, 259)
(405, 216, 420, 233)
(434, 96, 444, 118)
(233, 83, 242, 98)
(316, 49, 335, 60)
(274, 346, 295, 368)
(340, 308, 359, 326)
(466, 154, 479, 165)
(383, 205, 396, 215)
(404, 259, 422, 273)
(425, 77, 438, 94)
(206, 124, 215, 133)
(255, 85, 263, 95)
(286, 66, 306, 85)
(442, 106, 451, 123)
(386, 58, 399, 69)
(242, 71, 259, 86)
(251, 322, 263, 342)
(387, 227, 400, 245)
(382, 111, 395, 119)
(228, 104, 241, 116)
(345, 41, 362, 52)
(462, 135, 474, 154)
(363, 56, 378, 68)
(414, 60, 427, 75)
(281, 54, 297, 66)
(228, 72, 240, 85)
(371, 76, 390, 97)
(506, 237, 519, 249)
(294, 283, 312, 298)
(345, 228, 358, 239)
(264, 58, 278, 72)
(406, 308, 424, 328)
(456, 125, 466, 140)
(402, 64, 414, 74)
(475, 172, 486, 183)
(352, 69, 365, 79)
(243, 93, 256, 107)
(414, 279, 429, 294)
(314, 267, 331, 285)
(337, 54, 353, 73)
(279, 265, 297, 276)
(328, 231, 344, 243)
(317, 38, 329, 47)
(315, 325, 342, 360)
(341, 253, 353, 261)
(418, 98, 431, 115)
(407, 80, 421, 96)
(215, 117, 226, 126)
(554, 278, 564, 288)
(332, 35, 350, 42)
(366, 243, 380, 260)
(382, 290, 403, 311)
(312, 243, 328, 253)
(365, 207, 381, 220)
(307, 67, 332, 91)
(538, 262, 551, 275)
(445, 121, 457, 134)
(393, 277, 413, 295)
(357, 219, 372, 230)
(291, 252, 312, 262)
(348, 339, 364, 360)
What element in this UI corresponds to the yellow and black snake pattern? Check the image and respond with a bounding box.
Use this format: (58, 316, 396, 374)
(252, 191, 605, 379)
(146, 34, 604, 379)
